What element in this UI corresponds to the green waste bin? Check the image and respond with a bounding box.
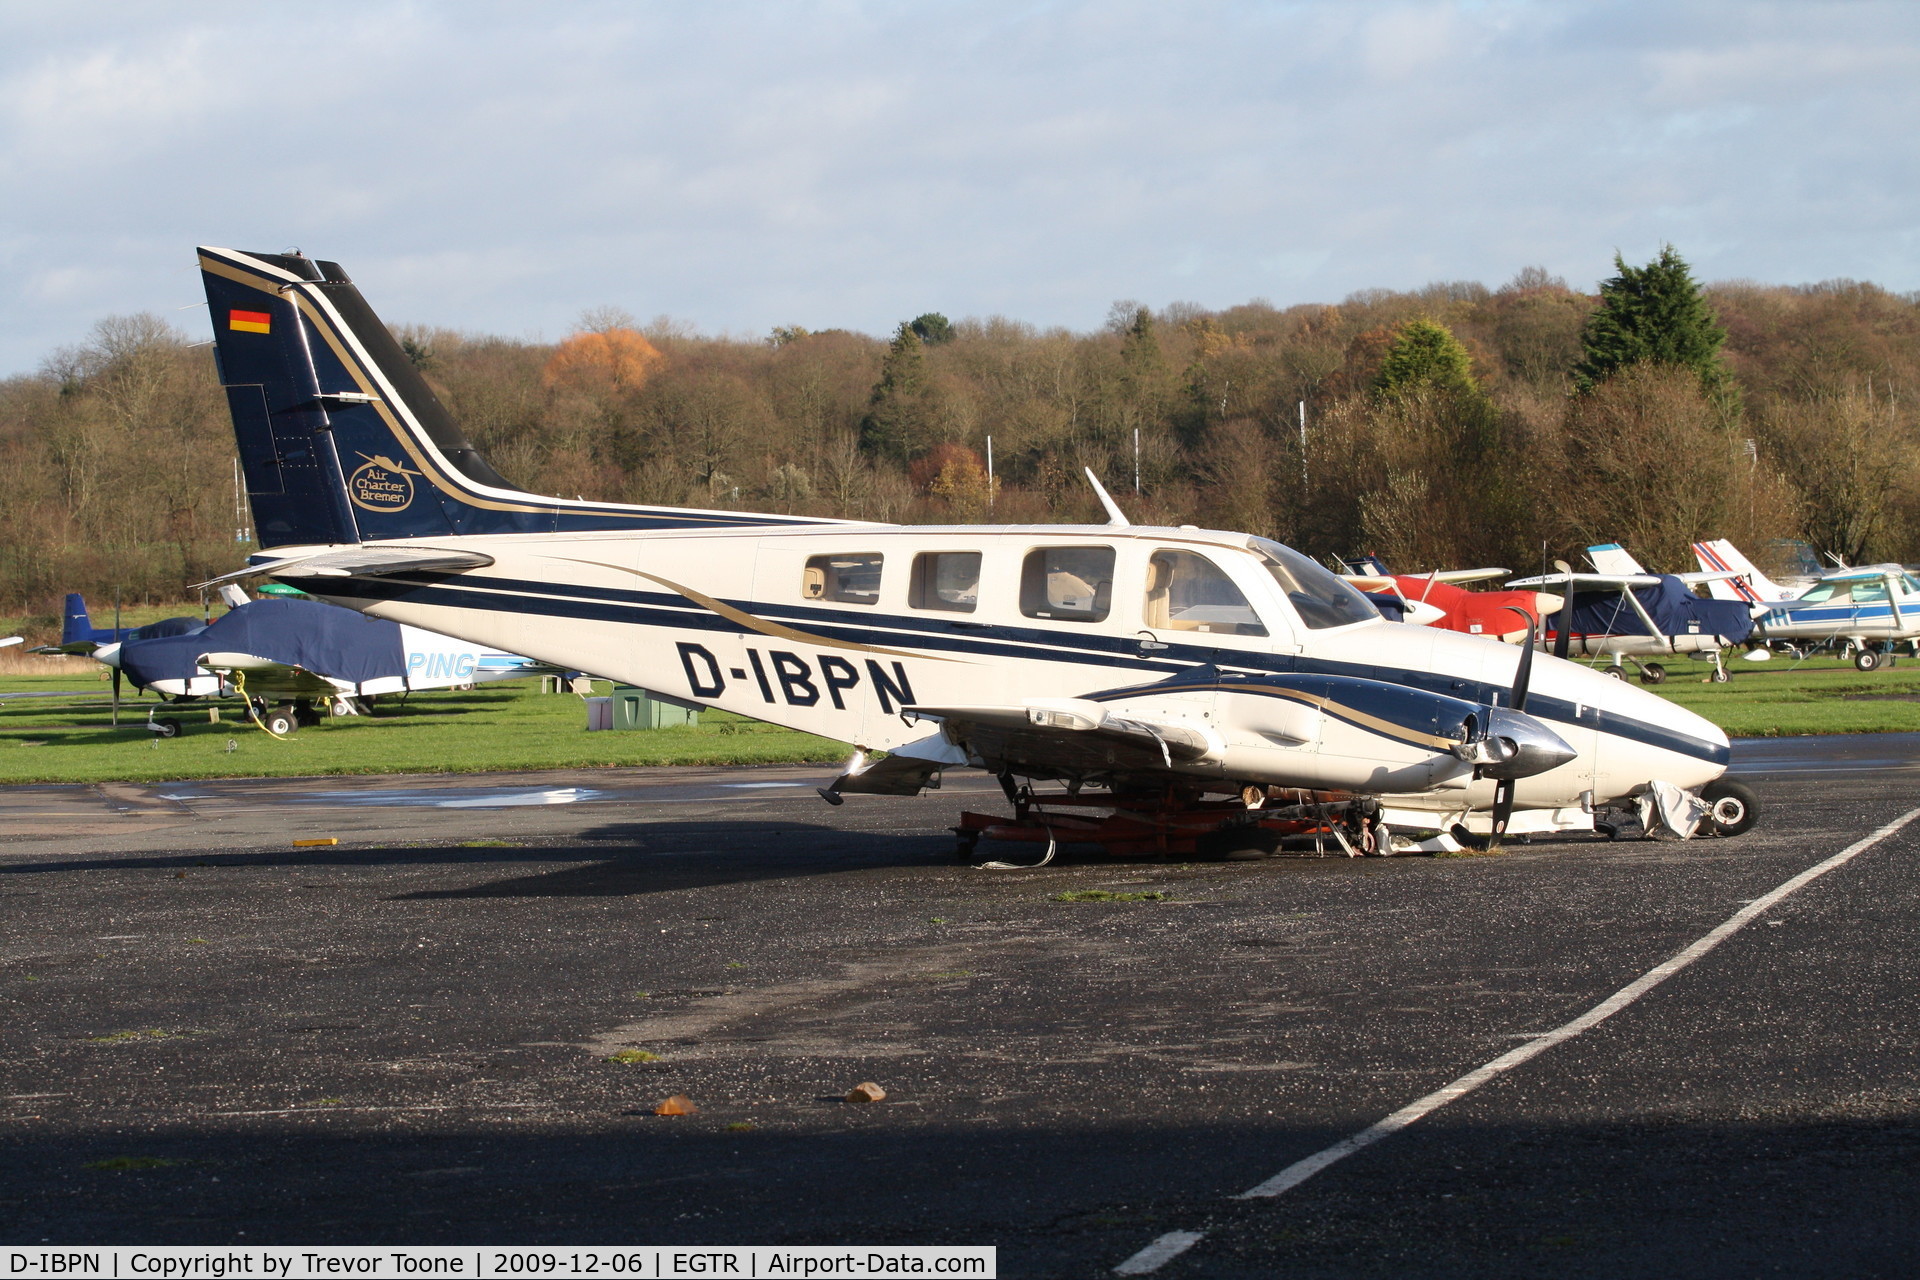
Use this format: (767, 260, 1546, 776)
(610, 686, 700, 730)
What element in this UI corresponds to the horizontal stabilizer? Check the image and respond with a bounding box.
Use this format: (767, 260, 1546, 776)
(198, 546, 495, 588)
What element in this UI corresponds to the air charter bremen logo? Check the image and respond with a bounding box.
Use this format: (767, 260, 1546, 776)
(347, 453, 421, 512)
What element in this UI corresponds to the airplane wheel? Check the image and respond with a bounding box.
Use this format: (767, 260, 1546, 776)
(1855, 649, 1882, 672)
(1710, 667, 1732, 683)
(1700, 779, 1758, 837)
(151, 719, 180, 739)
(264, 708, 298, 736)
(1606, 668, 1629, 681)
(1639, 663, 1668, 685)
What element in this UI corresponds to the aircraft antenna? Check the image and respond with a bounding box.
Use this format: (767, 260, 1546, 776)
(1084, 468, 1131, 527)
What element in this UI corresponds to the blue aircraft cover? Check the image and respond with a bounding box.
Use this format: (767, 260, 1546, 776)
(117, 599, 406, 691)
(1564, 575, 1754, 643)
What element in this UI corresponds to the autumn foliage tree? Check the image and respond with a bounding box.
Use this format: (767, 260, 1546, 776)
(7, 249, 1920, 636)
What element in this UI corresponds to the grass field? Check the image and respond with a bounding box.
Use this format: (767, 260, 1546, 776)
(1628, 652, 1920, 736)
(6, 645, 1920, 787)
(0, 672, 847, 785)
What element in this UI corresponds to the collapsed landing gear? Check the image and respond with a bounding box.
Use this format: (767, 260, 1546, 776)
(951, 783, 1392, 866)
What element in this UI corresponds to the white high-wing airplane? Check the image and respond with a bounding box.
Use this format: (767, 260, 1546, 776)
(1506, 543, 1755, 684)
(1692, 539, 1920, 669)
(192, 245, 1753, 851)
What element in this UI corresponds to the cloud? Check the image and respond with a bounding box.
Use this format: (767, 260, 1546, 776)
(0, 0, 1916, 373)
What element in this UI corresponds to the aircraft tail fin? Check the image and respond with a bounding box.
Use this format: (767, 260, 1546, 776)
(61, 593, 93, 647)
(1692, 539, 1789, 604)
(197, 246, 858, 550)
(1585, 543, 1647, 576)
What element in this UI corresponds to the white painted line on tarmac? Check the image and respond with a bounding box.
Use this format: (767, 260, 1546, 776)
(1113, 805, 1920, 1276)
(1112, 1231, 1205, 1276)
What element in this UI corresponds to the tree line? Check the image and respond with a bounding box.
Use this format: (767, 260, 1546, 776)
(2, 248, 1917, 635)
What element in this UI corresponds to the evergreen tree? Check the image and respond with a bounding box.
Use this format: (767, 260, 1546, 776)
(859, 323, 934, 461)
(1573, 245, 1736, 409)
(909, 312, 954, 345)
(1370, 318, 1483, 402)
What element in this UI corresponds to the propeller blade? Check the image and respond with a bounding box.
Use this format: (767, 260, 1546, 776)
(111, 665, 121, 728)
(1503, 605, 1537, 712)
(1488, 778, 1516, 840)
(1451, 605, 1538, 853)
(1552, 558, 1575, 660)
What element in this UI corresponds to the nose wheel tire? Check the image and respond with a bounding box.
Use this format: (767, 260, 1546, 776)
(1700, 778, 1758, 837)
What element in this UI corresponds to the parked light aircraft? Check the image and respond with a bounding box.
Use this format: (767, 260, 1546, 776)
(191, 246, 1755, 850)
(33, 593, 204, 657)
(63, 589, 553, 735)
(1692, 539, 1920, 668)
(1508, 545, 1755, 684)
(1341, 557, 1561, 642)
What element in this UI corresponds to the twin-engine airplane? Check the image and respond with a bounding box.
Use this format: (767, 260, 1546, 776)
(191, 245, 1753, 853)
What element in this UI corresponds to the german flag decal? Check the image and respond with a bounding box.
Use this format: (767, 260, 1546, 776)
(229, 309, 272, 334)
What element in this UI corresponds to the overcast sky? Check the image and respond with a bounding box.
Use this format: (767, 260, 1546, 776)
(2, 1, 1916, 374)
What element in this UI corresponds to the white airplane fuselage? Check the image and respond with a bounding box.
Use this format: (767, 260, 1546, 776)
(278, 522, 1730, 833)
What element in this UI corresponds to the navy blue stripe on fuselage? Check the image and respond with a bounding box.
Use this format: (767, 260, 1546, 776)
(308, 573, 1727, 766)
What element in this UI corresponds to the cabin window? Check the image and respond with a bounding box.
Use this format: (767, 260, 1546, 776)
(1144, 550, 1268, 636)
(802, 553, 884, 605)
(910, 551, 981, 613)
(1248, 536, 1378, 630)
(1020, 546, 1114, 622)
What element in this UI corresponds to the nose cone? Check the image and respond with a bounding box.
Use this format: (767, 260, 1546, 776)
(1479, 706, 1579, 779)
(94, 642, 122, 668)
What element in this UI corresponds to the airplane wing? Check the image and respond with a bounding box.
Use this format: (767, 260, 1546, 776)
(195, 652, 339, 699)
(1410, 567, 1511, 585)
(1341, 568, 1508, 589)
(197, 546, 495, 588)
(1506, 571, 1662, 589)
(827, 698, 1219, 797)
(0, 636, 20, 649)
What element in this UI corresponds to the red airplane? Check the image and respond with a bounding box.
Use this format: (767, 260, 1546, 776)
(1342, 558, 1563, 642)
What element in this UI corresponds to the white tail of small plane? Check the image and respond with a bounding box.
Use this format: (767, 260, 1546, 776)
(1585, 543, 1647, 576)
(1691, 539, 1795, 604)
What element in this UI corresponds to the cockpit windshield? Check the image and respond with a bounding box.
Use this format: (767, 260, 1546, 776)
(1247, 537, 1380, 629)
